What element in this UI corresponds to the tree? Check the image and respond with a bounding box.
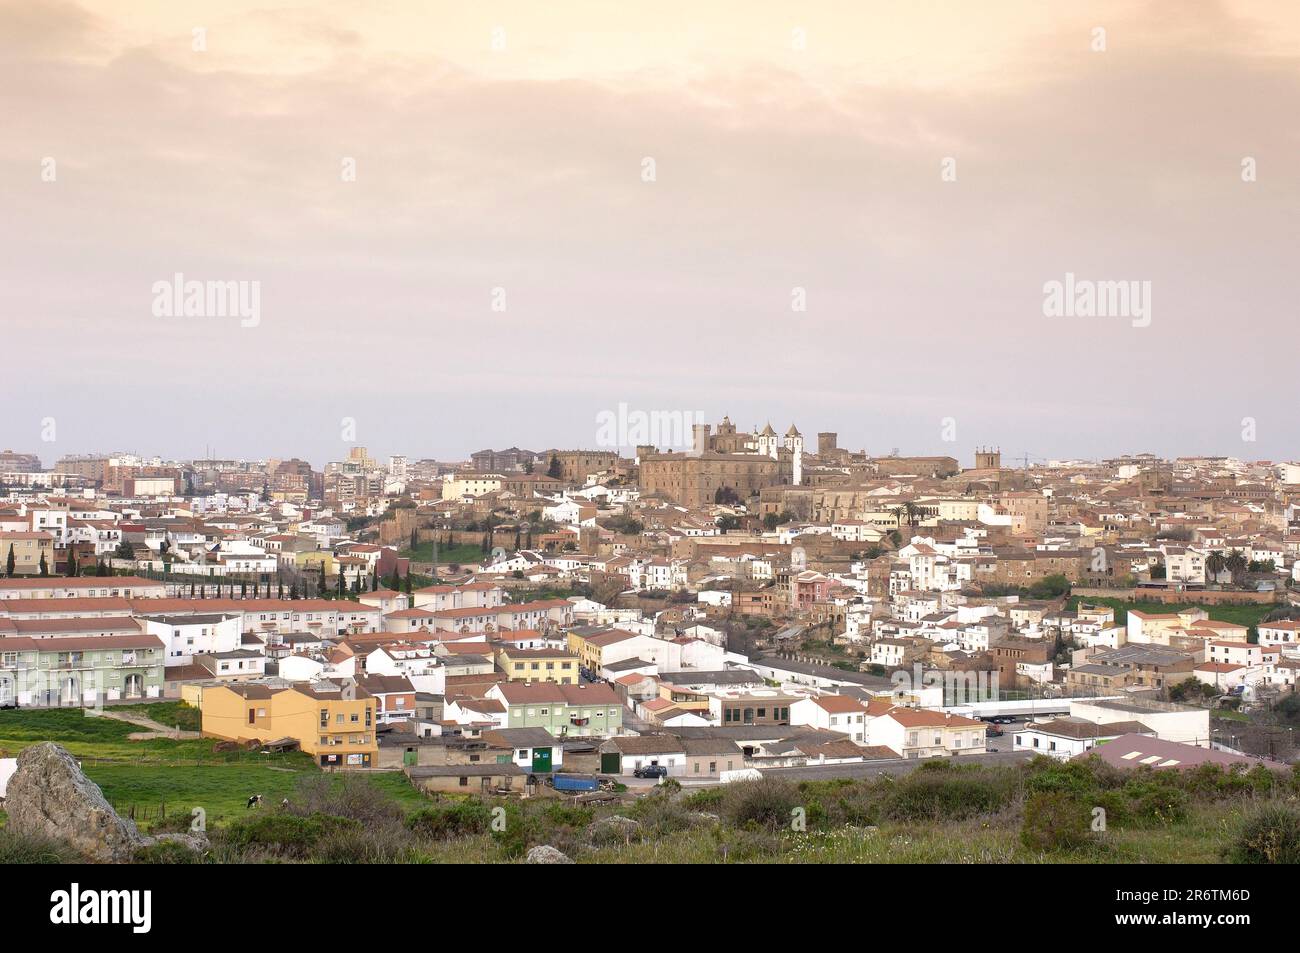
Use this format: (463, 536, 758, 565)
(66, 549, 78, 576)
(38, 552, 48, 577)
(547, 455, 562, 479)
(1206, 550, 1226, 585)
(115, 540, 135, 559)
(1225, 549, 1249, 587)
(97, 560, 109, 577)
(6, 544, 15, 578)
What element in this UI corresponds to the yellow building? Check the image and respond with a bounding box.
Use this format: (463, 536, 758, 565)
(0, 531, 56, 575)
(494, 646, 580, 684)
(565, 628, 639, 672)
(291, 550, 335, 575)
(201, 682, 377, 768)
(654, 681, 710, 712)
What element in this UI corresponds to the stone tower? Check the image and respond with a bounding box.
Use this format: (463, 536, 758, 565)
(975, 447, 1002, 470)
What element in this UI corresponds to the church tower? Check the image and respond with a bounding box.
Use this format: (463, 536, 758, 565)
(784, 424, 803, 485)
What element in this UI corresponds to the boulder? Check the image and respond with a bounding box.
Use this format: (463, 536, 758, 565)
(5, 742, 146, 862)
(587, 814, 642, 845)
(525, 844, 574, 864)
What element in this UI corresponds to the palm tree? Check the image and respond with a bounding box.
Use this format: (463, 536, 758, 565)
(1206, 550, 1226, 586)
(1225, 549, 1249, 588)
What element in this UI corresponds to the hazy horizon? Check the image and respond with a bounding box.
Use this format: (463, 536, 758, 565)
(4, 0, 1299, 465)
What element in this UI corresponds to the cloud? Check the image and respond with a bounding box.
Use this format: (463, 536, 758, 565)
(1, 0, 1298, 462)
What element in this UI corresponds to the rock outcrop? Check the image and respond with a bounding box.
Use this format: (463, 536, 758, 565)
(5, 742, 208, 862)
(525, 845, 574, 864)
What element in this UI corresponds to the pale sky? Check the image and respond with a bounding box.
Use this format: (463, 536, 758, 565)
(3, 1, 1299, 467)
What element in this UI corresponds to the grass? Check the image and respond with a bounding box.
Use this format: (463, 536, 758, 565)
(88, 763, 429, 831)
(115, 700, 203, 731)
(0, 706, 432, 833)
(400, 542, 487, 566)
(0, 707, 283, 763)
(1067, 595, 1276, 639)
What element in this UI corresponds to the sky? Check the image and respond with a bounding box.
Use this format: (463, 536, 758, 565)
(2, 0, 1299, 468)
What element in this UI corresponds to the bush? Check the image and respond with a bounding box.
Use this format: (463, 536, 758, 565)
(683, 787, 724, 811)
(719, 778, 802, 830)
(218, 812, 360, 860)
(1224, 804, 1300, 864)
(132, 840, 202, 864)
(1023, 756, 1124, 799)
(1122, 780, 1190, 826)
(290, 774, 406, 828)
(631, 793, 694, 837)
(407, 800, 493, 839)
(1020, 792, 1095, 853)
(882, 767, 1017, 823)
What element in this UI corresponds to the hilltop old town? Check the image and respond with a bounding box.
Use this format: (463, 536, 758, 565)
(1, 419, 1299, 797)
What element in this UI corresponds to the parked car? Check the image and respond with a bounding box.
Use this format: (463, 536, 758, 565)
(633, 765, 668, 779)
(985, 726, 1004, 738)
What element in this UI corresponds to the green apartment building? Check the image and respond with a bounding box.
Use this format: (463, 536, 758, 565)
(485, 681, 624, 738)
(0, 633, 166, 707)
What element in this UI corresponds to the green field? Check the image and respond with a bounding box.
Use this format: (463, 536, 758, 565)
(1067, 595, 1277, 640)
(86, 763, 429, 831)
(0, 706, 428, 831)
(401, 542, 489, 565)
(115, 700, 203, 732)
(0, 707, 275, 762)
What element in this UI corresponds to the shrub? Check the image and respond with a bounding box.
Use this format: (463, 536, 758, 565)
(218, 812, 360, 860)
(719, 778, 802, 830)
(407, 800, 493, 839)
(1122, 781, 1189, 826)
(543, 801, 595, 829)
(290, 774, 406, 828)
(632, 794, 694, 837)
(882, 767, 1017, 823)
(683, 787, 724, 811)
(1224, 804, 1300, 864)
(1020, 792, 1094, 853)
(1023, 755, 1124, 799)
(132, 840, 202, 864)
